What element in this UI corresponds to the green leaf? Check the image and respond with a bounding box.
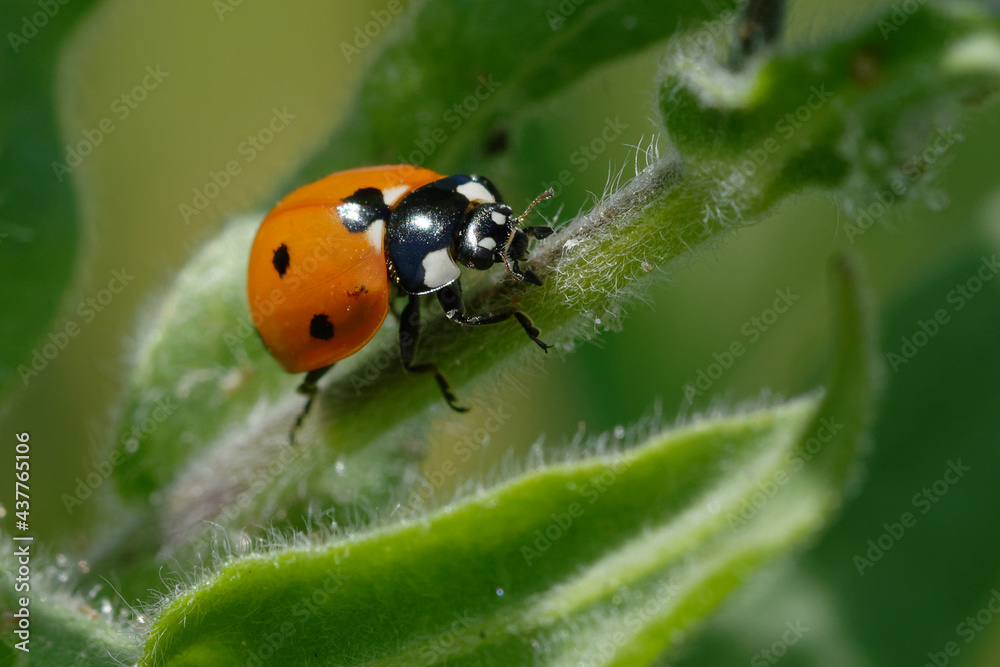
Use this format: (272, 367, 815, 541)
(667, 201, 1000, 667)
(797, 247, 1000, 665)
(293, 0, 742, 189)
(107, 0, 744, 528)
(105, 0, 997, 570)
(0, 0, 102, 396)
(108, 215, 294, 500)
(659, 1, 1000, 214)
(137, 255, 875, 666)
(0, 538, 140, 666)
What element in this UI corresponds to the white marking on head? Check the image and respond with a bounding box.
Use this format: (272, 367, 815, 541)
(490, 210, 508, 226)
(421, 247, 460, 289)
(366, 219, 385, 250)
(381, 185, 409, 207)
(456, 181, 495, 203)
(478, 237, 497, 250)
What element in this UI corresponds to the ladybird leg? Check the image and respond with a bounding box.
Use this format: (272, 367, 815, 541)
(520, 269, 543, 286)
(290, 365, 332, 444)
(510, 260, 543, 286)
(506, 228, 549, 286)
(524, 225, 554, 239)
(399, 294, 469, 412)
(437, 282, 550, 352)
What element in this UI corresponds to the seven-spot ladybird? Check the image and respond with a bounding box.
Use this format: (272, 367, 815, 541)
(247, 165, 554, 441)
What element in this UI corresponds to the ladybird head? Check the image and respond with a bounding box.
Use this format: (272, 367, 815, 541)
(453, 202, 516, 271)
(452, 188, 555, 282)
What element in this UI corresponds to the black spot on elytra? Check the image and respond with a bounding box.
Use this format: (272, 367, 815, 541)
(272, 244, 290, 277)
(337, 188, 391, 232)
(309, 314, 334, 340)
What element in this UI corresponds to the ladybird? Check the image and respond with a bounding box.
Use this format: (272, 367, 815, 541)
(247, 165, 554, 441)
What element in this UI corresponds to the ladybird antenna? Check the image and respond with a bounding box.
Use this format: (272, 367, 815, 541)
(500, 252, 524, 282)
(515, 188, 554, 224)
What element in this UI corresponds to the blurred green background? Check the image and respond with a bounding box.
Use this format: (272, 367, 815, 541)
(2, 0, 999, 664)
